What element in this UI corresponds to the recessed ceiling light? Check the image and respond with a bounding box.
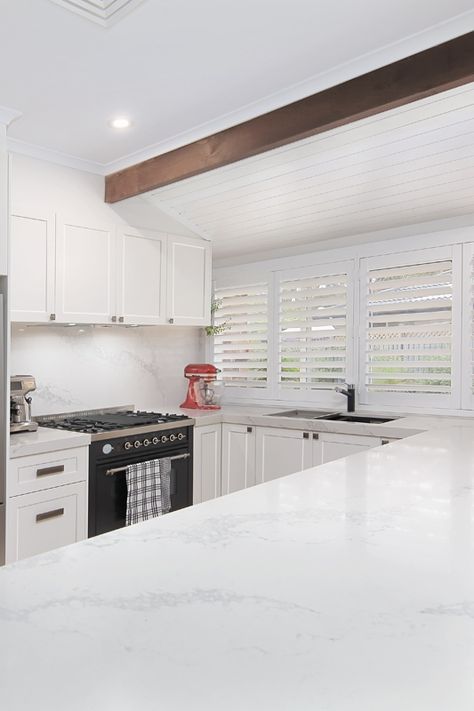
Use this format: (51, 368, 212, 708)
(109, 117, 132, 129)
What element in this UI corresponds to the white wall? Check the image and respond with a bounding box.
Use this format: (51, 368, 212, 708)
(9, 154, 205, 416)
(10, 324, 204, 415)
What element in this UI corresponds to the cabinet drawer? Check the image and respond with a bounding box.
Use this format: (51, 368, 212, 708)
(6, 482, 87, 563)
(9, 446, 88, 496)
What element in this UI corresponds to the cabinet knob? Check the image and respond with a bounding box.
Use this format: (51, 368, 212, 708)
(312, 433, 319, 440)
(119, 316, 124, 323)
(49, 313, 56, 321)
(168, 318, 174, 324)
(303, 432, 309, 439)
(111, 316, 117, 323)
(381, 440, 390, 445)
(247, 426, 253, 433)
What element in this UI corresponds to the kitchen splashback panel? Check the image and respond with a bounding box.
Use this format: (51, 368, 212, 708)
(10, 324, 203, 416)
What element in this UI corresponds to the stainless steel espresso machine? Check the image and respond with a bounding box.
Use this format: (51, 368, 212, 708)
(10, 375, 38, 433)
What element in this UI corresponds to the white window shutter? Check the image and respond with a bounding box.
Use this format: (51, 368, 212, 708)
(279, 271, 348, 390)
(213, 284, 268, 388)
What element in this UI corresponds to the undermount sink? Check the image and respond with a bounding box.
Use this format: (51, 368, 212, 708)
(269, 409, 336, 419)
(319, 413, 397, 424)
(270, 410, 397, 424)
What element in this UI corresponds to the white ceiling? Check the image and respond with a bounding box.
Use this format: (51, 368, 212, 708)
(0, 0, 473, 173)
(145, 83, 474, 258)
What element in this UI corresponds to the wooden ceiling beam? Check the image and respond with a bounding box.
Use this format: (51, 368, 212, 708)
(105, 31, 474, 203)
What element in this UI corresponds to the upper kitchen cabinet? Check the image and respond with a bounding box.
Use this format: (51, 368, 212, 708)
(116, 227, 167, 325)
(54, 216, 116, 324)
(167, 236, 211, 326)
(10, 208, 55, 322)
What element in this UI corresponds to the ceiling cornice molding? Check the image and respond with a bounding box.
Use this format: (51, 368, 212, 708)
(48, 0, 146, 27)
(0, 105, 22, 128)
(6, 137, 105, 175)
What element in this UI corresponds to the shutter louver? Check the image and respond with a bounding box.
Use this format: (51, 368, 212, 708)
(365, 259, 452, 395)
(214, 284, 268, 388)
(279, 272, 348, 389)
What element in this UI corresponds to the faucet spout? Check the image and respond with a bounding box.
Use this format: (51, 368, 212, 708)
(335, 383, 356, 413)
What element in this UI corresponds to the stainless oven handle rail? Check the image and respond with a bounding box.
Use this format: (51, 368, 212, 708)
(105, 452, 191, 476)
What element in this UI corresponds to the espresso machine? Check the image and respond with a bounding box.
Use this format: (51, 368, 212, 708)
(10, 375, 38, 433)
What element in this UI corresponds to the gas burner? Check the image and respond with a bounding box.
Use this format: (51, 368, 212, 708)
(37, 409, 192, 438)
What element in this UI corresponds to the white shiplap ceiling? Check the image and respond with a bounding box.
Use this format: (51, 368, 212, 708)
(145, 83, 474, 259)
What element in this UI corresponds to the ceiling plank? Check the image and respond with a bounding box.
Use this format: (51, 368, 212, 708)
(105, 31, 474, 203)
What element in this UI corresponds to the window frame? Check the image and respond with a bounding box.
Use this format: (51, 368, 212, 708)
(358, 245, 463, 410)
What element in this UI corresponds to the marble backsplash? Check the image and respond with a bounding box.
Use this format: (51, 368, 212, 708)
(10, 324, 204, 416)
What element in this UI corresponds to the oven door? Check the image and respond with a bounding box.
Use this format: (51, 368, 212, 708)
(89, 448, 192, 537)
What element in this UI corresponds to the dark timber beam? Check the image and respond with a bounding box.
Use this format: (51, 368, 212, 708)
(105, 31, 474, 203)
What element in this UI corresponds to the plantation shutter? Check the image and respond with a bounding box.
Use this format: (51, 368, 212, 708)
(279, 272, 348, 389)
(364, 259, 453, 395)
(213, 284, 268, 388)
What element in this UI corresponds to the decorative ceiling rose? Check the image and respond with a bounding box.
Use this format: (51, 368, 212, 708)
(48, 0, 146, 27)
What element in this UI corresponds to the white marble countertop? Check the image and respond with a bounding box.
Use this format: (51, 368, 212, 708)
(9, 427, 91, 459)
(1, 425, 474, 710)
(178, 403, 474, 438)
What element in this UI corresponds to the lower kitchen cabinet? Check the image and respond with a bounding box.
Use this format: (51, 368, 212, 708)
(193, 424, 222, 504)
(221, 424, 256, 494)
(255, 427, 312, 484)
(314, 432, 386, 465)
(5, 482, 87, 564)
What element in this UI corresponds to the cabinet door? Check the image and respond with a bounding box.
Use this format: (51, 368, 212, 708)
(319, 433, 382, 464)
(256, 427, 312, 484)
(55, 216, 116, 324)
(10, 209, 55, 322)
(193, 424, 221, 504)
(221, 424, 256, 495)
(116, 228, 167, 325)
(5, 482, 87, 563)
(167, 235, 211, 325)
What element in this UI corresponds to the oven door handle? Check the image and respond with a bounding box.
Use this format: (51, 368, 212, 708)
(104, 452, 190, 476)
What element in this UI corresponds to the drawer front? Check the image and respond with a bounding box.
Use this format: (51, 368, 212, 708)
(6, 482, 87, 563)
(9, 446, 88, 496)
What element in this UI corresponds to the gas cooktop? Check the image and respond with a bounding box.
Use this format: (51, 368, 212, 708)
(37, 410, 191, 436)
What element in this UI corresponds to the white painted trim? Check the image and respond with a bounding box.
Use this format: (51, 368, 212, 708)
(145, 195, 210, 241)
(6, 138, 104, 175)
(0, 106, 22, 128)
(461, 241, 474, 410)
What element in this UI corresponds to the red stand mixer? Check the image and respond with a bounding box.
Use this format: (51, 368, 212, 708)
(180, 364, 222, 410)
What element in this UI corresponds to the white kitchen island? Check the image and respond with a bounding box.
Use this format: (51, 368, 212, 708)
(1, 425, 474, 711)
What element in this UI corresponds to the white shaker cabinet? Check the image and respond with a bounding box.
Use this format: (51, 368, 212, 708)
(10, 208, 55, 322)
(256, 427, 312, 484)
(54, 216, 116, 324)
(193, 424, 222, 504)
(116, 227, 167, 325)
(167, 235, 211, 326)
(221, 423, 256, 495)
(316, 432, 385, 464)
(6, 482, 87, 563)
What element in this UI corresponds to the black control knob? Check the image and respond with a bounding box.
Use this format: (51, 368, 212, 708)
(143, 439, 151, 447)
(161, 435, 169, 443)
(124, 442, 133, 451)
(152, 437, 159, 445)
(169, 434, 177, 442)
(134, 440, 142, 449)
(177, 433, 185, 441)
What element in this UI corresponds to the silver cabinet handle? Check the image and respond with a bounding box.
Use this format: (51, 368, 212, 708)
(381, 439, 390, 445)
(303, 432, 309, 439)
(36, 465, 65, 477)
(49, 313, 56, 321)
(313, 433, 319, 440)
(168, 318, 174, 324)
(119, 316, 124, 323)
(111, 315, 117, 323)
(36, 508, 64, 522)
(247, 426, 253, 433)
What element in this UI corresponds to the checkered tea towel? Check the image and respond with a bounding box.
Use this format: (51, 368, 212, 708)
(125, 457, 172, 526)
